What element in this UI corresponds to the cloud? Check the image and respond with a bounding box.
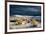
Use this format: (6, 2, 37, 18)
(15, 7, 40, 12)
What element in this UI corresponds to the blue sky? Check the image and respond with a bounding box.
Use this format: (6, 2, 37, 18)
(10, 5, 41, 16)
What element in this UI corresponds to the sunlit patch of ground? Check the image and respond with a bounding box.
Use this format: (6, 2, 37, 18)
(9, 15, 41, 29)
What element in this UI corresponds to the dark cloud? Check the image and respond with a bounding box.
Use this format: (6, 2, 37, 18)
(10, 5, 41, 16)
